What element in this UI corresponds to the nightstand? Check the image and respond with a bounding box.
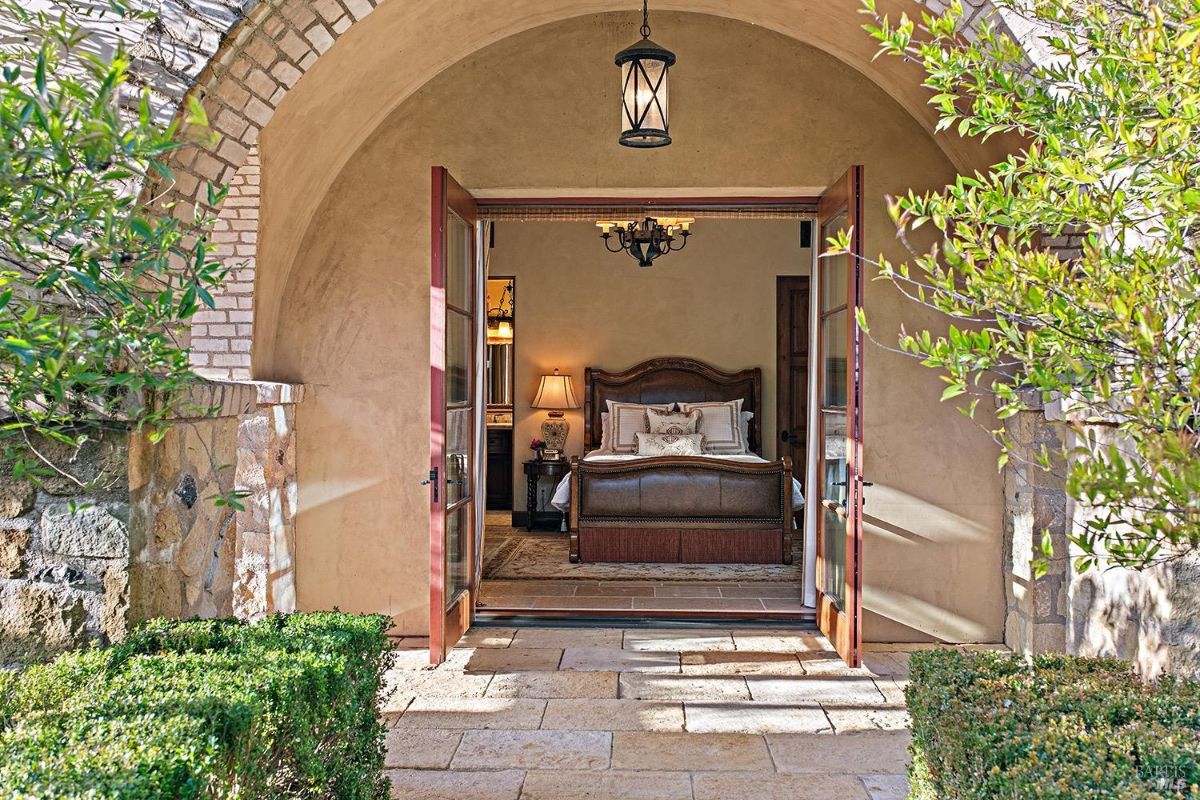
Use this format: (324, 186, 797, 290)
(523, 459, 570, 532)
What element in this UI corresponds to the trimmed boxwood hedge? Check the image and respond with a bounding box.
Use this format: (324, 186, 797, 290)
(907, 649, 1200, 799)
(0, 612, 392, 799)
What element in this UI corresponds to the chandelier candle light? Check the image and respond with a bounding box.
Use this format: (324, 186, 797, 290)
(617, 0, 674, 148)
(531, 368, 580, 461)
(597, 217, 694, 267)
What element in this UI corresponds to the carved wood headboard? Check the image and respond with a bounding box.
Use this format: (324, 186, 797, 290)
(583, 357, 763, 455)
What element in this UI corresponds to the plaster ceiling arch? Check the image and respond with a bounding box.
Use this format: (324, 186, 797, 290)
(141, 0, 1026, 374)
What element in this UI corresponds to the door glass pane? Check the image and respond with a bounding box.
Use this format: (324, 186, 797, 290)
(447, 310, 471, 405)
(821, 310, 847, 408)
(821, 409, 848, 610)
(447, 211, 472, 311)
(445, 407, 472, 507)
(821, 211, 848, 312)
(445, 504, 469, 605)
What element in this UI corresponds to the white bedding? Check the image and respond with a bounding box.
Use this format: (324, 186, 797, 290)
(550, 450, 805, 512)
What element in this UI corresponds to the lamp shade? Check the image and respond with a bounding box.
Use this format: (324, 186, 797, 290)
(532, 369, 580, 410)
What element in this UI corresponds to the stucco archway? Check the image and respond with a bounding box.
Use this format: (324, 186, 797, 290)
(144, 0, 1027, 375)
(129, 0, 1035, 638)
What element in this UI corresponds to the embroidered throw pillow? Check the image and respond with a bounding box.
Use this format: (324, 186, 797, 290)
(606, 401, 672, 454)
(635, 432, 705, 457)
(647, 407, 701, 436)
(678, 399, 748, 454)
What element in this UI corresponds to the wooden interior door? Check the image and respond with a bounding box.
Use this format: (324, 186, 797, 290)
(776, 276, 810, 524)
(815, 166, 865, 667)
(430, 166, 480, 664)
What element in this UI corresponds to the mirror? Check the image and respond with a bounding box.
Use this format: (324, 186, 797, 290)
(486, 277, 515, 408)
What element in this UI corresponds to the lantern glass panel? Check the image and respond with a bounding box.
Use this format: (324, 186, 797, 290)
(621, 57, 669, 141)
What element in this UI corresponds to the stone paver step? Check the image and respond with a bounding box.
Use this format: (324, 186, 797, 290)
(381, 626, 921, 800)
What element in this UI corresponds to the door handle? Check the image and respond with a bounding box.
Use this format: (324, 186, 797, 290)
(421, 468, 439, 503)
(779, 430, 791, 443)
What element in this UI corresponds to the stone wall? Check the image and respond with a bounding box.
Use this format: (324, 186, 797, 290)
(0, 380, 303, 663)
(233, 382, 303, 620)
(1003, 398, 1200, 679)
(0, 434, 131, 663)
(127, 382, 257, 622)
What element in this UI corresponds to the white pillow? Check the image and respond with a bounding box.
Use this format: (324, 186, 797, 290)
(647, 407, 701, 435)
(678, 399, 748, 454)
(635, 432, 705, 456)
(740, 411, 754, 451)
(606, 401, 672, 454)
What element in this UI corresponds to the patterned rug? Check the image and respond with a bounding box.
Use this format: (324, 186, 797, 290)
(482, 524, 804, 582)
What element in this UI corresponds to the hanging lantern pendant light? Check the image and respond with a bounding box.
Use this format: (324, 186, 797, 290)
(616, 0, 675, 148)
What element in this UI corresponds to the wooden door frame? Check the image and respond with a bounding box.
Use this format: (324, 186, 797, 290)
(439, 192, 826, 641)
(814, 166, 865, 668)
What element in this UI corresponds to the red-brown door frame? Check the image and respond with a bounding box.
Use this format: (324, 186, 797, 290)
(465, 193, 823, 626)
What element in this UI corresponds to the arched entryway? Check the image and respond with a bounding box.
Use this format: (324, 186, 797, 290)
(141, 1, 1031, 645)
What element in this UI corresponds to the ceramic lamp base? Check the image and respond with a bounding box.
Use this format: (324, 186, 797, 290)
(541, 414, 569, 454)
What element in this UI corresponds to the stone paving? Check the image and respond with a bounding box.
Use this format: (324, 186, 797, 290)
(381, 626, 921, 799)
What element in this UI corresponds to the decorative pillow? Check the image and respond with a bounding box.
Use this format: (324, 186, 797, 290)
(635, 432, 705, 457)
(600, 412, 611, 451)
(606, 401, 672, 454)
(678, 399, 747, 454)
(647, 407, 701, 436)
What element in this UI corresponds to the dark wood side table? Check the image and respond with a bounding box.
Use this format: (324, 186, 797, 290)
(523, 459, 570, 532)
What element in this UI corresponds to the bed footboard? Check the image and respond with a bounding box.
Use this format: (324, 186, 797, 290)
(568, 456, 793, 564)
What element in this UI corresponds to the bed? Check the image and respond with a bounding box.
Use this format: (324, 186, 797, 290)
(553, 357, 802, 565)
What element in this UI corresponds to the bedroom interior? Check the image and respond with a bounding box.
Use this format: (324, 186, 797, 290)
(478, 216, 815, 618)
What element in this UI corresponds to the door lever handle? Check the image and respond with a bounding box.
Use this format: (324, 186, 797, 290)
(421, 468, 439, 503)
(779, 430, 791, 443)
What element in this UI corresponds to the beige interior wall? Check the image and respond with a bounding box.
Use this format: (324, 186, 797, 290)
(488, 220, 808, 509)
(265, 11, 1006, 641)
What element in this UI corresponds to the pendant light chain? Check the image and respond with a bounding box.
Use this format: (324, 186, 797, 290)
(640, 0, 651, 39)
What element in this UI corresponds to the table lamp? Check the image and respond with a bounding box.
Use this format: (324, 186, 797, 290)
(531, 368, 579, 460)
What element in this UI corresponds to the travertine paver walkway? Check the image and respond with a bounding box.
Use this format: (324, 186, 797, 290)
(381, 626, 926, 799)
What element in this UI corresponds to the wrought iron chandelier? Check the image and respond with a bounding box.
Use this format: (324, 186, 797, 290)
(597, 217, 694, 268)
(486, 280, 514, 344)
(616, 0, 674, 148)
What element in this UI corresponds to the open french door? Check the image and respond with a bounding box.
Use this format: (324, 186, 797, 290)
(430, 167, 481, 664)
(815, 166, 865, 667)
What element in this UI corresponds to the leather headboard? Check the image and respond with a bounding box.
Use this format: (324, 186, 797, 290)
(584, 357, 763, 455)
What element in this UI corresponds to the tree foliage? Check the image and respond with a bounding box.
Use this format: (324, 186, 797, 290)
(859, 0, 1200, 570)
(0, 1, 226, 488)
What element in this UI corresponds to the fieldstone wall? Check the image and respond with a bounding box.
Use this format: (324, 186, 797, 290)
(127, 381, 257, 622)
(0, 435, 131, 663)
(1003, 398, 1200, 679)
(1001, 392, 1071, 654)
(233, 382, 303, 620)
(0, 380, 304, 663)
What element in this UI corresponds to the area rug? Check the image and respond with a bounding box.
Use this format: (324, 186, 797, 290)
(482, 524, 803, 582)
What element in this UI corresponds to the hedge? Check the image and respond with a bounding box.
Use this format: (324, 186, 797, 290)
(0, 612, 392, 799)
(907, 649, 1200, 799)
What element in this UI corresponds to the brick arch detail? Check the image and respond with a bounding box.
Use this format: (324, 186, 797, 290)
(145, 0, 1024, 376)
